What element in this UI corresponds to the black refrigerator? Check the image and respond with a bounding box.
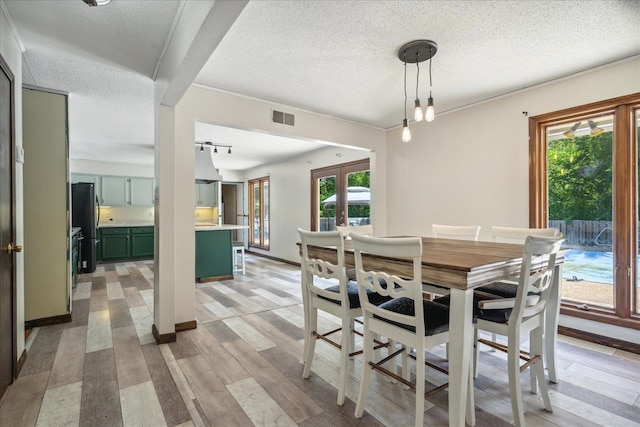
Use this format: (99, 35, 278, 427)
(72, 182, 100, 273)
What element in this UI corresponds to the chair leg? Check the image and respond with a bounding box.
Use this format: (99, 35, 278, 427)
(414, 347, 425, 427)
(529, 330, 538, 394)
(466, 357, 476, 427)
(355, 325, 373, 418)
(302, 307, 317, 379)
(508, 335, 526, 427)
(388, 339, 397, 384)
(337, 316, 350, 405)
(490, 333, 497, 352)
(533, 328, 553, 412)
(402, 344, 410, 390)
(349, 319, 356, 360)
(473, 328, 480, 379)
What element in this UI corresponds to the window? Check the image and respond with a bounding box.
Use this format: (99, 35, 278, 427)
(310, 159, 370, 231)
(249, 177, 269, 249)
(529, 93, 640, 328)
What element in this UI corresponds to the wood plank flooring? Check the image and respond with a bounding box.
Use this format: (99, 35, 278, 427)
(1, 255, 639, 426)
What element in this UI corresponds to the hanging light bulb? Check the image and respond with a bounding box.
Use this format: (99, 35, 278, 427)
(402, 118, 412, 143)
(425, 46, 435, 122)
(199, 144, 204, 152)
(589, 120, 604, 137)
(227, 147, 232, 154)
(213, 146, 218, 153)
(413, 56, 424, 122)
(425, 96, 435, 123)
(562, 122, 581, 139)
(402, 59, 411, 143)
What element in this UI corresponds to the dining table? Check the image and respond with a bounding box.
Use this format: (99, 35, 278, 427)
(303, 236, 564, 427)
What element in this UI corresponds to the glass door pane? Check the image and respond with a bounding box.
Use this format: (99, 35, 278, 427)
(345, 170, 370, 226)
(636, 109, 640, 314)
(251, 182, 260, 245)
(547, 115, 614, 309)
(318, 175, 337, 231)
(263, 180, 269, 246)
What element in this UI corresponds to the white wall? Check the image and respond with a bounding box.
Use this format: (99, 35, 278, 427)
(245, 146, 371, 262)
(385, 58, 640, 240)
(1, 1, 25, 358)
(70, 159, 154, 178)
(174, 84, 386, 265)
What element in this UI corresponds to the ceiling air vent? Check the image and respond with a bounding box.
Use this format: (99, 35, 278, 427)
(272, 109, 295, 127)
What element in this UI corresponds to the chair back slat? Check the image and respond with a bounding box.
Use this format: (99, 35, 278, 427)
(351, 234, 424, 334)
(298, 229, 349, 306)
(511, 235, 564, 325)
(336, 224, 373, 237)
(432, 224, 481, 241)
(492, 226, 559, 244)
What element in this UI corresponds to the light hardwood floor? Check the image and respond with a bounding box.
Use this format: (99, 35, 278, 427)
(1, 255, 639, 426)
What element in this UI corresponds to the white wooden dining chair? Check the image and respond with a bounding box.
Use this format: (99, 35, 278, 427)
(297, 228, 390, 405)
(351, 234, 473, 427)
(432, 224, 481, 241)
(474, 226, 560, 376)
(473, 235, 564, 426)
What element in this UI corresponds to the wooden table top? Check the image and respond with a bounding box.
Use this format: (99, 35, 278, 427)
(301, 237, 564, 291)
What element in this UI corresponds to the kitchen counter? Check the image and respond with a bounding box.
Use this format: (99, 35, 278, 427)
(196, 224, 249, 231)
(100, 220, 154, 228)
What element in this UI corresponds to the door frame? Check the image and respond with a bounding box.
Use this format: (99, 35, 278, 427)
(0, 52, 17, 387)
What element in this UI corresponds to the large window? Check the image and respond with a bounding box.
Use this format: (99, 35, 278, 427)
(249, 177, 269, 249)
(310, 159, 370, 231)
(529, 93, 639, 328)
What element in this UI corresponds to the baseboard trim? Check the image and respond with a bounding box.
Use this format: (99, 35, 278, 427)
(246, 250, 300, 267)
(15, 348, 27, 378)
(197, 275, 233, 283)
(152, 323, 176, 344)
(558, 325, 640, 355)
(25, 313, 72, 329)
(176, 320, 197, 332)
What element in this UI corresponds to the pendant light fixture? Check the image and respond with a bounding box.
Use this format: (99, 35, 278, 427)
(562, 122, 581, 139)
(588, 120, 604, 137)
(398, 40, 438, 142)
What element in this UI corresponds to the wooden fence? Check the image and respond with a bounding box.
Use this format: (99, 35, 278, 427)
(549, 220, 612, 248)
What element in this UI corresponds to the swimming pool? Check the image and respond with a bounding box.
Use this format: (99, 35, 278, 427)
(563, 250, 614, 284)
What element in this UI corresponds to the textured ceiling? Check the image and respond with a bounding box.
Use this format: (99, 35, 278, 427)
(195, 0, 640, 129)
(3, 0, 640, 169)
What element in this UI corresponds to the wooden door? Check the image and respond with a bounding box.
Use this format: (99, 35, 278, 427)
(0, 54, 16, 399)
(222, 184, 238, 240)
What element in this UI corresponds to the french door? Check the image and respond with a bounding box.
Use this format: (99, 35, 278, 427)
(310, 159, 370, 231)
(529, 93, 640, 328)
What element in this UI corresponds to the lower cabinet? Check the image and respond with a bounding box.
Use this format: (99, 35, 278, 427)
(99, 226, 154, 261)
(195, 230, 233, 280)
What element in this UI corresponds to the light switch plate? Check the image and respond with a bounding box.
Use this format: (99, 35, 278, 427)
(15, 147, 24, 163)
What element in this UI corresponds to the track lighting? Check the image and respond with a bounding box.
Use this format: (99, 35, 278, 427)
(398, 40, 438, 142)
(195, 141, 233, 154)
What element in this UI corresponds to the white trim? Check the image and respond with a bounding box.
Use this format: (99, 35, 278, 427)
(152, 0, 187, 81)
(559, 314, 640, 345)
(0, 0, 26, 52)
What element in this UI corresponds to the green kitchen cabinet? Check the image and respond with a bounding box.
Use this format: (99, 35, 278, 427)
(130, 226, 154, 258)
(195, 229, 233, 280)
(98, 226, 154, 262)
(130, 178, 155, 206)
(100, 227, 130, 260)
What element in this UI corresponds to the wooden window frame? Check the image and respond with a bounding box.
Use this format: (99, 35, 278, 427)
(529, 92, 640, 329)
(248, 176, 269, 250)
(310, 159, 370, 231)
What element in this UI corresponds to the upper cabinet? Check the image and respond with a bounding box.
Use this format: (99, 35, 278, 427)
(130, 178, 155, 206)
(101, 176, 128, 206)
(196, 182, 218, 207)
(71, 174, 155, 206)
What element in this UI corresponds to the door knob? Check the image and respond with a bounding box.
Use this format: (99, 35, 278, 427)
(3, 243, 22, 254)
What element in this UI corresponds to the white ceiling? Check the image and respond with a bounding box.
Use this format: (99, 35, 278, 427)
(3, 0, 640, 170)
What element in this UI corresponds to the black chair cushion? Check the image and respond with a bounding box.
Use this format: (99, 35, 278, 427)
(374, 297, 450, 336)
(475, 281, 518, 298)
(319, 280, 392, 308)
(470, 281, 541, 323)
(432, 293, 509, 323)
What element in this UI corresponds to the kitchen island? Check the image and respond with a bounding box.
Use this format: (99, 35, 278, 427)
(196, 224, 248, 282)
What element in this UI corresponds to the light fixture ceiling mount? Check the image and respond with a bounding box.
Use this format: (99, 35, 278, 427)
(83, 0, 112, 6)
